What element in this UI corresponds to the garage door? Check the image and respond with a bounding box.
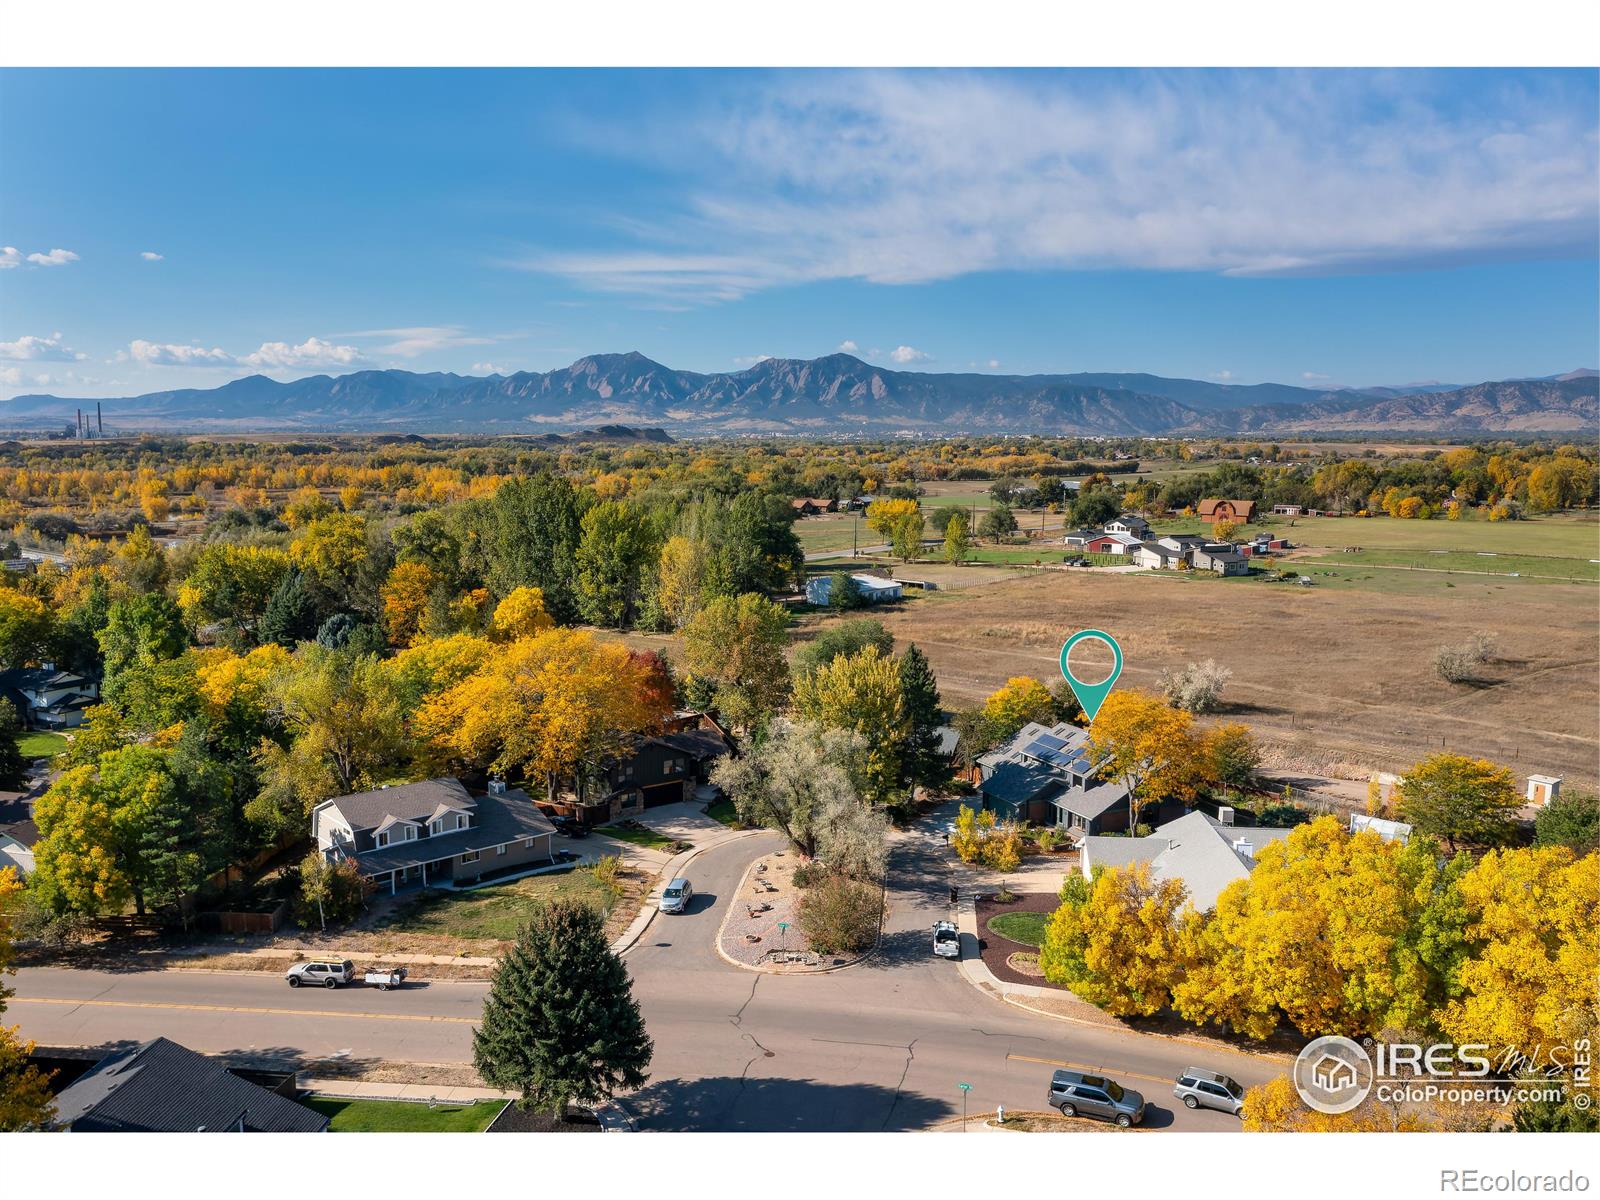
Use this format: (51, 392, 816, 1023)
(642, 781, 685, 808)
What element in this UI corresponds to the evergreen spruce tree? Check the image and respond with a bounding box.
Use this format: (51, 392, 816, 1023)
(897, 643, 944, 787)
(0, 700, 27, 791)
(259, 568, 322, 647)
(474, 901, 653, 1115)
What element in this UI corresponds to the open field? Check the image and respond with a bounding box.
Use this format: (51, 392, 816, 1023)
(873, 566, 1600, 790)
(372, 867, 623, 945)
(1275, 511, 1599, 557)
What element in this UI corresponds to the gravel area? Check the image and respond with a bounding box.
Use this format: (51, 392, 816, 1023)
(717, 851, 821, 968)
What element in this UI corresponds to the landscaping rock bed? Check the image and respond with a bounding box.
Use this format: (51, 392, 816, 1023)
(716, 852, 869, 972)
(975, 890, 1066, 988)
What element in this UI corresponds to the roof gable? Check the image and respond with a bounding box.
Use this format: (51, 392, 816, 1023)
(326, 778, 476, 831)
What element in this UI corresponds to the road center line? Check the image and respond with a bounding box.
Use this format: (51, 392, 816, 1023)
(11, 996, 478, 1024)
(1006, 1051, 1174, 1087)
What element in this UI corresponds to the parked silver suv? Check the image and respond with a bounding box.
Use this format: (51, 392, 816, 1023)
(285, 960, 355, 989)
(1047, 1069, 1146, 1127)
(1173, 1068, 1245, 1115)
(658, 878, 693, 914)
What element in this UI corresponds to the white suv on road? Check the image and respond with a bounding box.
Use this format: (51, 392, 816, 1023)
(285, 960, 355, 989)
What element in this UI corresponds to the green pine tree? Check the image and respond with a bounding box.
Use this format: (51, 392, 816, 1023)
(0, 699, 27, 791)
(897, 643, 944, 787)
(259, 568, 322, 647)
(474, 901, 653, 1115)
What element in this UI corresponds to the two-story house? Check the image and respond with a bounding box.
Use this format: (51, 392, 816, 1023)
(976, 721, 1183, 835)
(312, 777, 556, 894)
(0, 664, 99, 729)
(1104, 514, 1151, 538)
(559, 712, 735, 826)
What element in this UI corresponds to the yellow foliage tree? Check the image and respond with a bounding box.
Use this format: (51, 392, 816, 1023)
(381, 561, 440, 646)
(1241, 1075, 1439, 1132)
(792, 644, 908, 803)
(1038, 862, 1190, 1016)
(490, 586, 554, 642)
(192, 643, 292, 721)
(0, 868, 56, 1130)
(386, 632, 497, 707)
(416, 628, 671, 803)
(1087, 689, 1209, 830)
(1439, 846, 1600, 1066)
(289, 512, 369, 588)
(982, 676, 1056, 738)
(865, 497, 920, 538)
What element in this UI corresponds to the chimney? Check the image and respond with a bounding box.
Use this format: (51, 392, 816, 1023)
(1218, 805, 1234, 826)
(1232, 838, 1254, 860)
(488, 778, 507, 795)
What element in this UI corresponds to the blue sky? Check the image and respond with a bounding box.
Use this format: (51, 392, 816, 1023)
(1, 68, 1596, 399)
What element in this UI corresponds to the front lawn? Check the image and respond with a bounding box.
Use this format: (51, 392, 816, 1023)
(305, 1096, 505, 1132)
(987, 911, 1051, 947)
(16, 730, 69, 761)
(376, 868, 616, 942)
(705, 798, 741, 827)
(596, 823, 678, 850)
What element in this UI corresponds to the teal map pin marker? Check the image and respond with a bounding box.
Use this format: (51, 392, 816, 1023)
(1059, 629, 1124, 722)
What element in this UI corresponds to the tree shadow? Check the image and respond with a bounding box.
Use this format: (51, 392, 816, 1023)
(618, 1075, 955, 1132)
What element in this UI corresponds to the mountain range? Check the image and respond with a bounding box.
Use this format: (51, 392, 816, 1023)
(3, 354, 1595, 437)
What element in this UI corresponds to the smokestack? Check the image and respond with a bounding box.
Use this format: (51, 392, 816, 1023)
(77, 408, 83, 438)
(97, 402, 103, 435)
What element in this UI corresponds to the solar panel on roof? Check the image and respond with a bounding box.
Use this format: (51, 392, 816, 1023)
(1032, 732, 1066, 751)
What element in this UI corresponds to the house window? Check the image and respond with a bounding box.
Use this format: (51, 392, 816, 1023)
(404, 825, 417, 841)
(460, 851, 479, 865)
(376, 831, 389, 848)
(522, 838, 539, 850)
(496, 844, 507, 856)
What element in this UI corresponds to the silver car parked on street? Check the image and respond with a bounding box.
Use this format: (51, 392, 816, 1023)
(1173, 1068, 1245, 1115)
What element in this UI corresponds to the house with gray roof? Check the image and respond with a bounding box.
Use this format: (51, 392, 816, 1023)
(49, 1037, 329, 1132)
(312, 777, 556, 894)
(1080, 810, 1294, 910)
(977, 721, 1179, 835)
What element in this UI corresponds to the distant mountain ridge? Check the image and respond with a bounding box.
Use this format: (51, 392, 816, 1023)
(4, 352, 1594, 436)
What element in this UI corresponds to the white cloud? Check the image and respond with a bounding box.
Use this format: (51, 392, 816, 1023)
(888, 345, 930, 364)
(0, 248, 21, 270)
(0, 333, 87, 362)
(0, 367, 49, 388)
(1302, 370, 1332, 381)
(525, 72, 1600, 302)
(987, 359, 1001, 369)
(140, 251, 164, 261)
(25, 248, 79, 267)
(471, 361, 509, 375)
(732, 354, 772, 366)
(837, 340, 859, 353)
(330, 324, 491, 358)
(241, 337, 364, 370)
(1210, 370, 1235, 381)
(128, 340, 236, 367)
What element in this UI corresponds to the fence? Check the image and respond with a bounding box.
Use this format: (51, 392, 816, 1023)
(196, 899, 289, 935)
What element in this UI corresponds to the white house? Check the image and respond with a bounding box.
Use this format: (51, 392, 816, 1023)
(1080, 810, 1294, 910)
(1105, 514, 1151, 538)
(806, 572, 904, 606)
(0, 665, 99, 729)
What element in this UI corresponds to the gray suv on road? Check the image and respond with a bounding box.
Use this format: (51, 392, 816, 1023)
(1173, 1068, 1245, 1115)
(1047, 1069, 1146, 1127)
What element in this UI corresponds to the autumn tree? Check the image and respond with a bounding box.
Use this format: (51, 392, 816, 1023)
(1038, 862, 1190, 1016)
(1398, 753, 1520, 850)
(481, 474, 587, 624)
(1534, 789, 1600, 854)
(865, 498, 919, 540)
(175, 543, 292, 642)
(381, 561, 440, 647)
(1087, 689, 1208, 830)
(490, 586, 555, 641)
(250, 646, 414, 838)
(792, 618, 891, 678)
(97, 593, 188, 708)
(0, 588, 55, 670)
(793, 645, 908, 803)
(655, 534, 708, 629)
(1203, 722, 1260, 792)
(680, 593, 791, 731)
(890, 510, 925, 562)
(416, 628, 670, 804)
(288, 512, 370, 600)
(1439, 845, 1600, 1066)
(982, 676, 1056, 741)
(0, 868, 56, 1130)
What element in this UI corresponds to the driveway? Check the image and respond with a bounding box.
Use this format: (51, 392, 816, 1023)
(628, 801, 732, 845)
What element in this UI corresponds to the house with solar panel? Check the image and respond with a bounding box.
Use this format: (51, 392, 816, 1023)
(975, 720, 1181, 834)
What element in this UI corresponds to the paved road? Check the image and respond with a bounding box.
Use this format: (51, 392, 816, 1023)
(10, 831, 1284, 1131)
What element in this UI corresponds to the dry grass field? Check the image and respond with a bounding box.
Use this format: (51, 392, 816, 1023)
(873, 567, 1600, 790)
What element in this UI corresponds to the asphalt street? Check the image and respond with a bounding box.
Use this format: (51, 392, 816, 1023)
(10, 830, 1285, 1131)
